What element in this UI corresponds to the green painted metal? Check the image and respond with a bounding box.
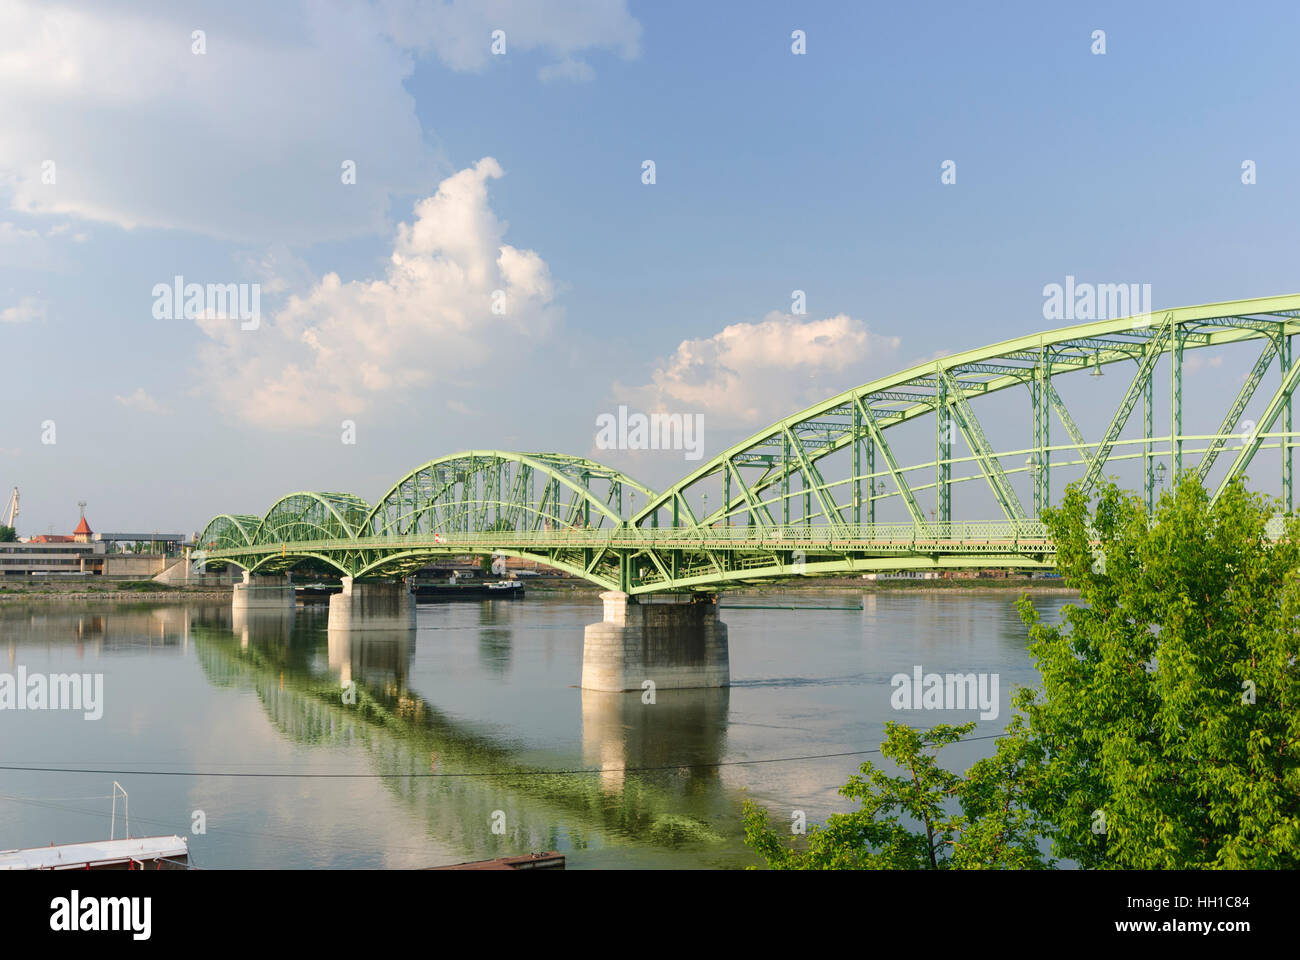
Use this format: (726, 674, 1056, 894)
(199, 295, 1300, 595)
(1196, 337, 1277, 484)
(940, 369, 1025, 520)
(1143, 367, 1155, 513)
(1172, 320, 1184, 477)
(936, 374, 951, 523)
(1046, 381, 1090, 473)
(1212, 344, 1300, 501)
(856, 397, 926, 524)
(1079, 317, 1170, 495)
(1285, 334, 1294, 511)
(195, 514, 260, 554)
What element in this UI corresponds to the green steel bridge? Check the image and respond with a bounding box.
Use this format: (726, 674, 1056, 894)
(198, 294, 1300, 596)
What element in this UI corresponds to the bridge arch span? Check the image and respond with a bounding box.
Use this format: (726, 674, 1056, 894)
(252, 491, 371, 546)
(197, 513, 260, 553)
(632, 293, 1300, 536)
(194, 292, 1300, 594)
(364, 451, 655, 539)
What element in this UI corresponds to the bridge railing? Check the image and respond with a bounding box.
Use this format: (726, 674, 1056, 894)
(202, 519, 1059, 558)
(623, 520, 1053, 544)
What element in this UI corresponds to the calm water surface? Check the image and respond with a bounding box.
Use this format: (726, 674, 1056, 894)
(0, 590, 1068, 868)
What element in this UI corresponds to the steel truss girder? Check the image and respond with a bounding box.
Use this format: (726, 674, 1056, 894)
(201, 294, 1300, 593)
(1213, 344, 1300, 502)
(1080, 321, 1172, 494)
(779, 424, 847, 533)
(856, 396, 926, 523)
(940, 370, 1026, 520)
(1193, 315, 1290, 336)
(1197, 337, 1278, 483)
(367, 451, 653, 539)
(1045, 383, 1093, 468)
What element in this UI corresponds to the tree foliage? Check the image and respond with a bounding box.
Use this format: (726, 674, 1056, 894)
(0, 524, 16, 542)
(742, 720, 1052, 869)
(1016, 475, 1300, 868)
(744, 475, 1300, 869)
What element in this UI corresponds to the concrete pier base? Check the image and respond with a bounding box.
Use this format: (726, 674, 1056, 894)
(327, 577, 416, 632)
(581, 591, 729, 692)
(231, 571, 295, 611)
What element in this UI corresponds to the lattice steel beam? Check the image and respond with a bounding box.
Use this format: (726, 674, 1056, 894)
(940, 370, 1026, 520)
(1196, 337, 1278, 483)
(1080, 321, 1172, 494)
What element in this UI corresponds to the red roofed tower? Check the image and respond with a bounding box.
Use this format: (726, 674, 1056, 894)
(73, 501, 92, 543)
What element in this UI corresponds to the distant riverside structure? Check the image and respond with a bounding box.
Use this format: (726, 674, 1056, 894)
(0, 505, 185, 577)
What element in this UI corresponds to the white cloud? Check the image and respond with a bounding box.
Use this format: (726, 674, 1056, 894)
(0, 0, 642, 243)
(1184, 354, 1224, 375)
(0, 220, 79, 270)
(235, 244, 316, 298)
(617, 312, 902, 428)
(913, 347, 953, 363)
(0, 296, 46, 324)
(195, 157, 559, 427)
(0, 222, 37, 243)
(114, 388, 166, 414)
(0, 0, 434, 242)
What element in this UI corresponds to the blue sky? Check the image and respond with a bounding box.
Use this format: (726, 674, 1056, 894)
(3, 0, 1300, 536)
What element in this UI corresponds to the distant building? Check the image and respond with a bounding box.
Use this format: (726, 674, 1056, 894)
(0, 539, 105, 576)
(28, 508, 93, 544)
(1, 508, 181, 577)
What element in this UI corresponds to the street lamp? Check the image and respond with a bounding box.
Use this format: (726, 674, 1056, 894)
(1090, 351, 1104, 377)
(1155, 462, 1168, 486)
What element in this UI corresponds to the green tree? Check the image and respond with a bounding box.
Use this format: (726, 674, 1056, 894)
(743, 720, 1052, 869)
(1015, 475, 1300, 868)
(0, 524, 16, 542)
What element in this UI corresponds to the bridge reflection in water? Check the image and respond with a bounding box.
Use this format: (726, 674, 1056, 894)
(192, 606, 744, 865)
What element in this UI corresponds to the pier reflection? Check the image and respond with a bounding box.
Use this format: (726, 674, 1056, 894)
(231, 606, 294, 650)
(581, 687, 730, 793)
(189, 608, 743, 863)
(327, 627, 413, 691)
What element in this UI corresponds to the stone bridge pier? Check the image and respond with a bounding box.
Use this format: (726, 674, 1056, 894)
(231, 571, 295, 611)
(581, 591, 729, 692)
(327, 577, 416, 633)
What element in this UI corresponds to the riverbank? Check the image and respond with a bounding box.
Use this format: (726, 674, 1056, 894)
(0, 582, 232, 604)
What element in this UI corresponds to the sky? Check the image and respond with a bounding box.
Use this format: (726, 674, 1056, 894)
(3, 0, 1300, 537)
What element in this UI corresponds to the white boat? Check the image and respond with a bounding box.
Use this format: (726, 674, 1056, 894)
(0, 781, 189, 870)
(486, 580, 523, 592)
(0, 835, 188, 870)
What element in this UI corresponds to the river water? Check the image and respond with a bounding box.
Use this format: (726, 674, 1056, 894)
(0, 589, 1069, 869)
